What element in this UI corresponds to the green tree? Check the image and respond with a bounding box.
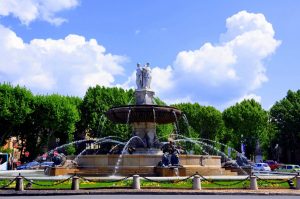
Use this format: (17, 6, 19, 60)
(172, 103, 225, 154)
(0, 83, 33, 146)
(79, 86, 134, 140)
(270, 90, 300, 164)
(222, 99, 268, 159)
(173, 103, 224, 140)
(23, 94, 81, 157)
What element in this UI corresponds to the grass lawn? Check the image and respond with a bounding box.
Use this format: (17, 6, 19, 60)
(0, 178, 294, 190)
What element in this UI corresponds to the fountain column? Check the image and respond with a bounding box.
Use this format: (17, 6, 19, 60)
(132, 63, 159, 152)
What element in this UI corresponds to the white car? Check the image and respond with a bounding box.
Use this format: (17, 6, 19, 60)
(252, 163, 271, 171)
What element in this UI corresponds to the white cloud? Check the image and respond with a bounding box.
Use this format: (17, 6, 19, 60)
(154, 10, 281, 108)
(151, 66, 174, 94)
(0, 24, 127, 96)
(0, 0, 79, 25)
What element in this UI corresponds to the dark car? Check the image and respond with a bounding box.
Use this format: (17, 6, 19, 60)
(264, 160, 280, 171)
(16, 161, 40, 170)
(40, 161, 54, 169)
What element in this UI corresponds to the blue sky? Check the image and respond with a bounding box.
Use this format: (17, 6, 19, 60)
(0, 0, 299, 109)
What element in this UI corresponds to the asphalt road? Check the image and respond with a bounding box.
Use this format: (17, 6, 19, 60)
(2, 195, 300, 199)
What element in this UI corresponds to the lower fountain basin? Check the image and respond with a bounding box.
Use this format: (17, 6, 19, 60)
(45, 154, 239, 177)
(105, 105, 182, 124)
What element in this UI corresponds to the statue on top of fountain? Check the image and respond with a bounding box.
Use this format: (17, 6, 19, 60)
(136, 63, 152, 90)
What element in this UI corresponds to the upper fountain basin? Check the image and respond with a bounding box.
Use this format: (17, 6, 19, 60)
(106, 105, 182, 124)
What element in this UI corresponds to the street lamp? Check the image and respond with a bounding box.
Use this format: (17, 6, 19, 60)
(55, 138, 60, 147)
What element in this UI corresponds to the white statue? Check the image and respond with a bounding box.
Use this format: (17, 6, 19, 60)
(136, 62, 152, 90)
(142, 63, 152, 89)
(136, 63, 143, 89)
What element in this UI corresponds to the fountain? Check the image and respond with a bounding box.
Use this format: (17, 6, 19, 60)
(46, 63, 239, 176)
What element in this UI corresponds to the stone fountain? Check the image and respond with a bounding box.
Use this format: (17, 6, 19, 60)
(46, 63, 237, 176)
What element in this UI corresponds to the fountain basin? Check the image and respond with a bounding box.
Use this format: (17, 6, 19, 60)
(45, 154, 238, 176)
(106, 105, 182, 124)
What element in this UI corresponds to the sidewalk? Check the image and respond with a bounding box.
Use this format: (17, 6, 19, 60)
(1, 188, 300, 196)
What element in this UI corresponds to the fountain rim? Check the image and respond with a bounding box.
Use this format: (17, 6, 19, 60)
(106, 104, 181, 109)
(105, 104, 182, 124)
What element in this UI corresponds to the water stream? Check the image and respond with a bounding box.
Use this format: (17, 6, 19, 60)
(112, 136, 146, 176)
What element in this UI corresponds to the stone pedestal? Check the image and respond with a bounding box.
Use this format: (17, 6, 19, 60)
(135, 90, 155, 105)
(192, 175, 201, 190)
(154, 167, 187, 176)
(250, 176, 258, 190)
(132, 122, 159, 148)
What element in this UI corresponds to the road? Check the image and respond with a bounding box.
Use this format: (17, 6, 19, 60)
(2, 195, 299, 199)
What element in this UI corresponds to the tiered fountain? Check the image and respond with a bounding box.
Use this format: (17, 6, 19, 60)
(47, 63, 237, 176)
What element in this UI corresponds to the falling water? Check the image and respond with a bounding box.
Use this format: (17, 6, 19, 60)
(153, 107, 156, 123)
(47, 138, 98, 155)
(182, 114, 189, 127)
(127, 97, 134, 105)
(176, 135, 228, 157)
(126, 108, 131, 124)
(176, 135, 248, 175)
(198, 138, 242, 157)
(172, 111, 180, 136)
(174, 138, 209, 155)
(112, 136, 146, 176)
(178, 114, 247, 159)
(74, 138, 125, 163)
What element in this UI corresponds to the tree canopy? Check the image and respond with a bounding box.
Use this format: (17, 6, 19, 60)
(1, 82, 299, 164)
(222, 99, 268, 158)
(270, 90, 300, 164)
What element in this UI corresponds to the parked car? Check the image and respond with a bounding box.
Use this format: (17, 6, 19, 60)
(16, 161, 40, 170)
(275, 165, 300, 173)
(264, 160, 280, 171)
(252, 163, 271, 171)
(39, 161, 54, 169)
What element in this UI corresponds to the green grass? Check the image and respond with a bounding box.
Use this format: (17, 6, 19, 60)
(0, 178, 294, 190)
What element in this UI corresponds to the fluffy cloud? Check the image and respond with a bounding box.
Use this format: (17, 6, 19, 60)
(0, 0, 79, 25)
(0, 24, 127, 96)
(165, 10, 281, 107)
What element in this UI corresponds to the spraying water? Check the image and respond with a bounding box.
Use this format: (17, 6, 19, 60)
(112, 136, 146, 176)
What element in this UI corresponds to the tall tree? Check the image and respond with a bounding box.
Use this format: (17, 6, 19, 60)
(24, 94, 81, 157)
(79, 86, 134, 140)
(270, 90, 300, 164)
(222, 99, 268, 159)
(0, 83, 33, 146)
(174, 103, 224, 140)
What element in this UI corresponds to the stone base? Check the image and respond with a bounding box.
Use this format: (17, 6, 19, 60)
(46, 154, 238, 176)
(135, 90, 155, 105)
(154, 167, 186, 176)
(133, 148, 163, 155)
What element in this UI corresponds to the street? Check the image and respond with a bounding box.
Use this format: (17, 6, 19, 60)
(1, 195, 300, 199)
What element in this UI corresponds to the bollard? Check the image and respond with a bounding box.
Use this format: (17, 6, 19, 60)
(132, 174, 140, 189)
(192, 175, 201, 190)
(250, 176, 258, 190)
(15, 175, 24, 191)
(71, 176, 80, 190)
(296, 175, 300, 190)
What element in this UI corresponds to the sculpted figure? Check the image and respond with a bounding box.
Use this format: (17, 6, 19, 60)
(136, 63, 143, 89)
(142, 63, 152, 89)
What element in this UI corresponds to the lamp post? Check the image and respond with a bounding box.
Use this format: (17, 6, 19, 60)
(55, 138, 60, 148)
(241, 134, 245, 156)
